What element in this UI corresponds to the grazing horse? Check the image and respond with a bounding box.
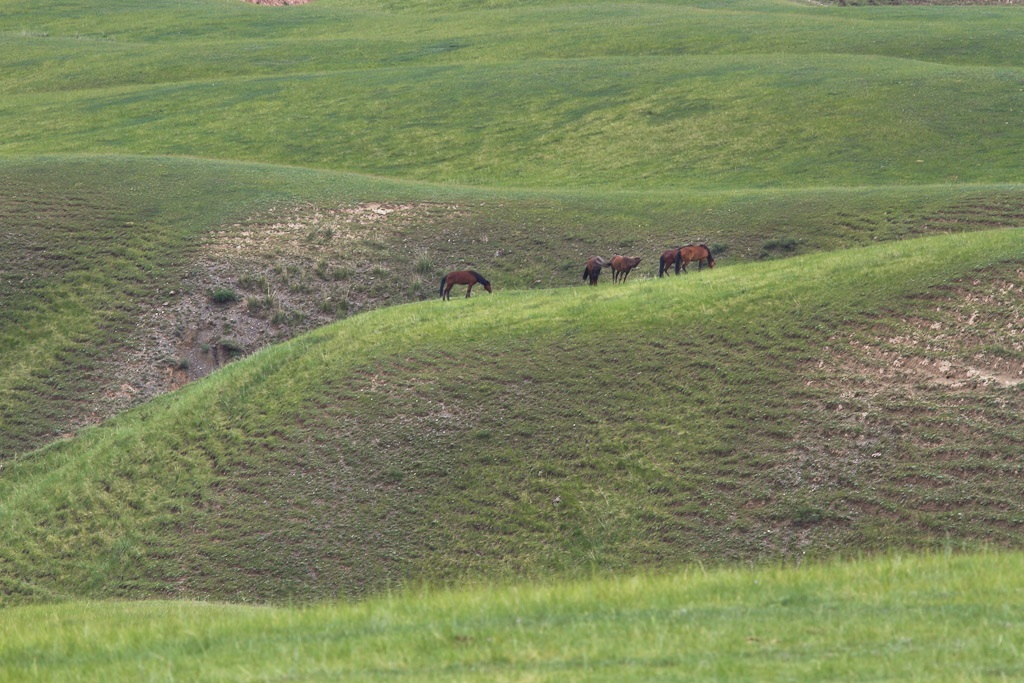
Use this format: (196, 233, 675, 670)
(440, 270, 492, 300)
(610, 255, 642, 283)
(658, 248, 682, 278)
(582, 256, 607, 286)
(677, 244, 715, 273)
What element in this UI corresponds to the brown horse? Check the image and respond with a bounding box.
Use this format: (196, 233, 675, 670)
(658, 248, 682, 277)
(677, 244, 714, 273)
(610, 255, 642, 283)
(440, 270, 492, 300)
(582, 256, 607, 285)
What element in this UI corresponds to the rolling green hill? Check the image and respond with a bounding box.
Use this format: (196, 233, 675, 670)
(3, 228, 1023, 603)
(1, 0, 1023, 637)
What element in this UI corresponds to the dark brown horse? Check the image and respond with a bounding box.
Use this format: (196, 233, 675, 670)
(658, 248, 682, 277)
(677, 244, 714, 273)
(610, 255, 642, 283)
(582, 256, 607, 285)
(440, 270, 492, 300)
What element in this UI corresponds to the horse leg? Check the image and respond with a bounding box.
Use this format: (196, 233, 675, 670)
(466, 283, 474, 298)
(443, 283, 453, 300)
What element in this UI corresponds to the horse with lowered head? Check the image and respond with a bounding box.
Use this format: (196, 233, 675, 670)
(440, 270, 492, 300)
(677, 243, 715, 273)
(610, 255, 642, 283)
(582, 256, 608, 285)
(660, 244, 715, 276)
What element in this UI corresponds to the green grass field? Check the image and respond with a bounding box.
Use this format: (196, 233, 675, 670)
(3, 552, 1023, 682)
(2, 0, 1024, 679)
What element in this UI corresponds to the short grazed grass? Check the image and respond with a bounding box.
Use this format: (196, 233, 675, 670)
(2, 230, 1022, 604)
(4, 152, 1022, 457)
(2, 2, 1023, 189)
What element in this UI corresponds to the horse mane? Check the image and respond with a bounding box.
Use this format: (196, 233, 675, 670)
(469, 270, 490, 286)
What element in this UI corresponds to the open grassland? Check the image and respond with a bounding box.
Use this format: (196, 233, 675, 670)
(4, 0, 1024, 456)
(2, 1, 1024, 188)
(2, 552, 1023, 682)
(2, 229, 1023, 603)
(2, 1, 1024, 675)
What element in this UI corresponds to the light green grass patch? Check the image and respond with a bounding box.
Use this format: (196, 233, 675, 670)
(2, 551, 1022, 682)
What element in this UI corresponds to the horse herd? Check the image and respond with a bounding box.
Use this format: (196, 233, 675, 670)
(584, 243, 715, 286)
(440, 243, 714, 300)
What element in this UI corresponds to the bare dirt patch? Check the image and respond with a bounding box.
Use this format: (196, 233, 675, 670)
(769, 263, 1024, 544)
(838, 268, 1024, 390)
(91, 202, 465, 420)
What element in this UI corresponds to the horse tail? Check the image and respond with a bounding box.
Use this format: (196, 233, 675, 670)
(658, 255, 666, 277)
(439, 275, 446, 298)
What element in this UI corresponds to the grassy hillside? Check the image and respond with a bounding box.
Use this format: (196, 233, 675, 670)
(1, 0, 1023, 615)
(4, 153, 1023, 457)
(2, 1, 1023, 189)
(3, 552, 1023, 682)
(2, 229, 1022, 603)
(4, 0, 1024, 455)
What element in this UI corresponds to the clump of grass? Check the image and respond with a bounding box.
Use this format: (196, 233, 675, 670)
(314, 260, 332, 281)
(246, 295, 275, 316)
(331, 266, 354, 281)
(760, 237, 800, 258)
(414, 257, 433, 276)
(271, 309, 305, 326)
(209, 287, 239, 304)
(319, 296, 349, 316)
(216, 338, 244, 357)
(237, 273, 268, 292)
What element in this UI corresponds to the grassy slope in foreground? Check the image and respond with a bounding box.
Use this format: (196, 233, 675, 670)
(1, 229, 1023, 604)
(1, 551, 1023, 682)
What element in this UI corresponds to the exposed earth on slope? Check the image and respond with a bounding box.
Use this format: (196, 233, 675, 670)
(85, 201, 468, 428)
(87, 197, 1024, 454)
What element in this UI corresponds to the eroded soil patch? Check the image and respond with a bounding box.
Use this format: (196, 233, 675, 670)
(94, 202, 466, 418)
(770, 263, 1024, 554)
